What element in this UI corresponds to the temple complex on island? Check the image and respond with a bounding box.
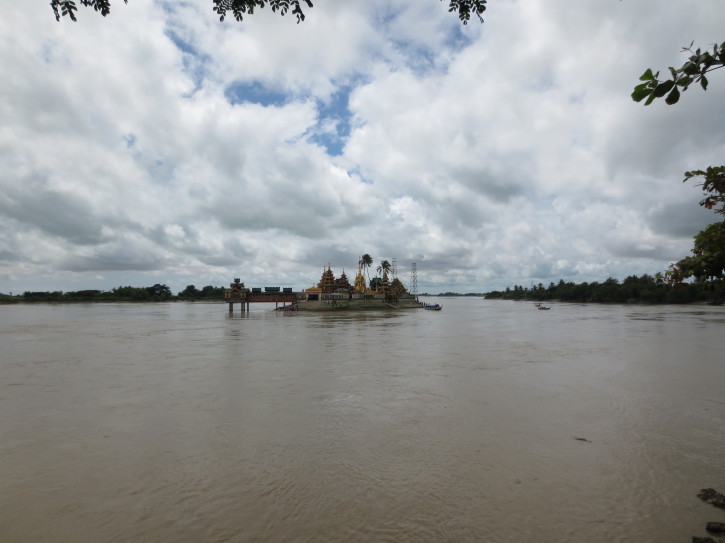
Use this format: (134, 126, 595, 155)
(225, 257, 420, 312)
(302, 261, 411, 306)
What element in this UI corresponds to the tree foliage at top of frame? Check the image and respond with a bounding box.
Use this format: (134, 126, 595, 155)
(50, 0, 127, 22)
(445, 0, 487, 25)
(50, 0, 488, 24)
(212, 0, 314, 23)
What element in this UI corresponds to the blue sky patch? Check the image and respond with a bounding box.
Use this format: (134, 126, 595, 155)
(445, 22, 473, 52)
(347, 165, 374, 185)
(165, 28, 198, 56)
(165, 28, 209, 94)
(224, 82, 289, 107)
(307, 85, 355, 156)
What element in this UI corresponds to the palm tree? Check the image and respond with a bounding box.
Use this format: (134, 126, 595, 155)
(374, 260, 392, 294)
(377, 259, 391, 279)
(360, 253, 373, 284)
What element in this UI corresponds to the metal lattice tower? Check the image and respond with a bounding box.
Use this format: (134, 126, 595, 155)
(392, 258, 398, 278)
(409, 263, 418, 297)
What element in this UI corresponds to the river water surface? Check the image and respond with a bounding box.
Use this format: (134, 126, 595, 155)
(1, 298, 724, 542)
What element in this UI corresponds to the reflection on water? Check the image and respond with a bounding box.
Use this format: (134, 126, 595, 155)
(1, 299, 724, 542)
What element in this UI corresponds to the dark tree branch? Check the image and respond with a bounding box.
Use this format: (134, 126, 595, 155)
(51, 0, 487, 25)
(632, 41, 725, 105)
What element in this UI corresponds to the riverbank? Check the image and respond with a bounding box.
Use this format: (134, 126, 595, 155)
(484, 274, 725, 304)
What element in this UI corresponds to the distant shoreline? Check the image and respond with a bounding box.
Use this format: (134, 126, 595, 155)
(2, 297, 722, 307)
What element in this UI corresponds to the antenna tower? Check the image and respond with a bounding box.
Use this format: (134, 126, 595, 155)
(409, 262, 418, 297)
(392, 258, 398, 278)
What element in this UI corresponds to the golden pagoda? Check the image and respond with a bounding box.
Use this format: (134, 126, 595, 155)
(353, 261, 367, 293)
(336, 269, 351, 292)
(380, 270, 390, 293)
(317, 264, 336, 294)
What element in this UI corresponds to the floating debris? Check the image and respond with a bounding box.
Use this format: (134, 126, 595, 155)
(698, 488, 725, 509)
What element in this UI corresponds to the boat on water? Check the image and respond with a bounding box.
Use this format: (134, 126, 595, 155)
(424, 303, 442, 311)
(534, 303, 551, 310)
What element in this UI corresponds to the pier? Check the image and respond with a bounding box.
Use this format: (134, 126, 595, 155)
(224, 278, 297, 313)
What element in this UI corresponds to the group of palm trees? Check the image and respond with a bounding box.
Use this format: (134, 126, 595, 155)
(358, 254, 392, 285)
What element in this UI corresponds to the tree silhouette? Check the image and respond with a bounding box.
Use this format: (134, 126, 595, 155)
(377, 259, 391, 278)
(633, 42, 725, 283)
(359, 253, 373, 284)
(50, 0, 488, 24)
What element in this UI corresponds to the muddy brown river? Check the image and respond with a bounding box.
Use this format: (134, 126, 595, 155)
(1, 299, 724, 542)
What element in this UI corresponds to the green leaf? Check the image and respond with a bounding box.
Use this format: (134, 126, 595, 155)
(639, 68, 655, 81)
(652, 80, 675, 98)
(682, 61, 698, 75)
(665, 86, 680, 105)
(631, 84, 652, 103)
(700, 75, 708, 91)
(61, 0, 78, 21)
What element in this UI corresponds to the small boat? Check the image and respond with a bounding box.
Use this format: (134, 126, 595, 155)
(536, 304, 551, 310)
(424, 303, 442, 311)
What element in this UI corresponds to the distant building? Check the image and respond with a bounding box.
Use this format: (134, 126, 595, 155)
(354, 264, 366, 293)
(318, 265, 336, 294)
(306, 257, 411, 303)
(305, 287, 322, 301)
(335, 269, 351, 292)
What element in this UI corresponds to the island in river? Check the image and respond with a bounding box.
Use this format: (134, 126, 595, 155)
(225, 262, 422, 312)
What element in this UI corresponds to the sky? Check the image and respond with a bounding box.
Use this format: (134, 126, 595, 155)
(1, 0, 724, 295)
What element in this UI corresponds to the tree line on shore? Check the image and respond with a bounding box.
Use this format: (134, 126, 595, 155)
(3, 274, 724, 305)
(485, 275, 725, 304)
(0, 284, 227, 303)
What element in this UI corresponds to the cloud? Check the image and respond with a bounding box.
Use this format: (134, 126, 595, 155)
(0, 0, 724, 294)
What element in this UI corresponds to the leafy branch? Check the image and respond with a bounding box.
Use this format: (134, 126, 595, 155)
(50, 0, 488, 24)
(632, 41, 725, 105)
(50, 0, 126, 22)
(445, 0, 487, 25)
(212, 0, 314, 24)
(633, 41, 725, 283)
(684, 166, 725, 216)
